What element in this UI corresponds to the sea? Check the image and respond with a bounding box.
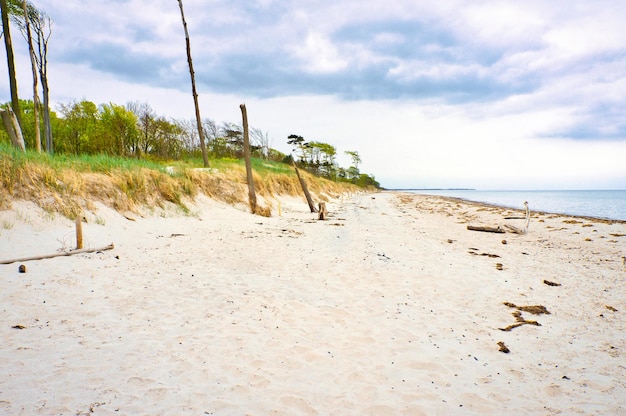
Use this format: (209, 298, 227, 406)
(404, 189, 626, 221)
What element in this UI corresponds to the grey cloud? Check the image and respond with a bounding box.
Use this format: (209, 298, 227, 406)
(58, 41, 183, 88)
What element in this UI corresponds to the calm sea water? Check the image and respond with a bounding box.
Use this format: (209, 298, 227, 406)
(406, 190, 626, 221)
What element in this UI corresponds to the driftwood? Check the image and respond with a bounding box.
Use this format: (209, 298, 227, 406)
(468, 201, 530, 235)
(0, 243, 114, 265)
(467, 225, 505, 233)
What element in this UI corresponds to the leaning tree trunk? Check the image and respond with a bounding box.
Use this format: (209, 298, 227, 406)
(292, 159, 318, 213)
(240, 103, 257, 214)
(177, 0, 209, 167)
(0, 108, 26, 151)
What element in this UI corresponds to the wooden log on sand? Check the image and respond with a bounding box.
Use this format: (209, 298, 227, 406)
(0, 244, 114, 265)
(467, 225, 505, 233)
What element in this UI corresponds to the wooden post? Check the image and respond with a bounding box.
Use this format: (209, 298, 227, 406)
(240, 103, 257, 214)
(318, 202, 327, 220)
(292, 159, 318, 213)
(75, 216, 83, 249)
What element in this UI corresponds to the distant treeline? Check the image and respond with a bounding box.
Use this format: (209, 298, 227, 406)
(0, 99, 379, 188)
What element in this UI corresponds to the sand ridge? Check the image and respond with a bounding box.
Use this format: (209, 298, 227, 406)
(0, 192, 624, 415)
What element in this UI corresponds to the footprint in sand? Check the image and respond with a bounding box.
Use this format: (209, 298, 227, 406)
(279, 396, 318, 415)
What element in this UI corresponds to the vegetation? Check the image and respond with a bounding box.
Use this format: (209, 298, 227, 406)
(0, 141, 367, 219)
(1, 97, 379, 180)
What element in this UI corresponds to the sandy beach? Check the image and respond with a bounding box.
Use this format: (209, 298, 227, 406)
(0, 191, 624, 415)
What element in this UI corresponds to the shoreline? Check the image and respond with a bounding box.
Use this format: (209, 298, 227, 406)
(400, 190, 626, 224)
(1, 191, 624, 415)
(414, 193, 626, 225)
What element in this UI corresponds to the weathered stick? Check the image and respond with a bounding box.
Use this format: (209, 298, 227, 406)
(0, 243, 114, 265)
(467, 225, 505, 233)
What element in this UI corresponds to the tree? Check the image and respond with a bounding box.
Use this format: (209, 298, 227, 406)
(15, 0, 41, 151)
(177, 0, 209, 167)
(345, 150, 361, 170)
(221, 122, 243, 158)
(151, 117, 183, 159)
(31, 6, 52, 153)
(99, 103, 138, 156)
(201, 117, 219, 156)
(287, 134, 307, 161)
(11, 1, 53, 152)
(250, 127, 270, 159)
(57, 100, 98, 154)
(309, 141, 337, 179)
(127, 101, 157, 157)
(1, 0, 20, 121)
(28, 6, 54, 154)
(0, 0, 26, 151)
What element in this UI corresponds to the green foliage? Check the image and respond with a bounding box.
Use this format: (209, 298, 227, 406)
(99, 103, 139, 156)
(1, 96, 379, 190)
(285, 134, 379, 188)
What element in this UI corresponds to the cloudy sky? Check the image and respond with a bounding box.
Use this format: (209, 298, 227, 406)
(3, 0, 626, 189)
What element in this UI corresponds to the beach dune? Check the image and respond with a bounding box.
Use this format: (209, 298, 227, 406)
(1, 192, 624, 415)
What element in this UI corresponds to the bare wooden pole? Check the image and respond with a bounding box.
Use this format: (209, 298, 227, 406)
(177, 0, 209, 167)
(240, 104, 257, 214)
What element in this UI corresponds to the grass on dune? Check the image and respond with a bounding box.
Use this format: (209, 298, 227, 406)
(0, 142, 361, 218)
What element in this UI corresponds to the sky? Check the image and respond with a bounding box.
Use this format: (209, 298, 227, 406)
(2, 0, 626, 189)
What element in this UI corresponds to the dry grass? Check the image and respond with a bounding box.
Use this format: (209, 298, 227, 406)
(0, 151, 364, 218)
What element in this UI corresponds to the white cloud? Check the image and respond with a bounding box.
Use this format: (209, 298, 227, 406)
(292, 32, 349, 73)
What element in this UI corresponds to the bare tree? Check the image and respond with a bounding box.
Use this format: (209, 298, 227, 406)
(17, 0, 41, 151)
(34, 9, 51, 152)
(250, 127, 271, 159)
(177, 0, 209, 167)
(127, 101, 156, 157)
(16, 4, 53, 153)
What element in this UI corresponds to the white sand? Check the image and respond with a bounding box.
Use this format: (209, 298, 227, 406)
(1, 192, 624, 415)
